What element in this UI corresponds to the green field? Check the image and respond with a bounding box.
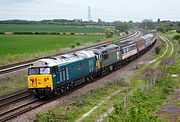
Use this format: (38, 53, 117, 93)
(0, 24, 105, 33)
(0, 34, 105, 65)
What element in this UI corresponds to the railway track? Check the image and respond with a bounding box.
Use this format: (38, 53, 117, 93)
(0, 99, 42, 122)
(0, 31, 140, 75)
(0, 89, 32, 108)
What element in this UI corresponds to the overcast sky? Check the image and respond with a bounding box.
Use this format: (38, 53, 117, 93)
(0, 0, 179, 22)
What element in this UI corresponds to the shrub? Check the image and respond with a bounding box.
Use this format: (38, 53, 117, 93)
(155, 46, 161, 54)
(14, 32, 24, 34)
(157, 26, 166, 33)
(76, 42, 81, 46)
(40, 32, 49, 35)
(70, 32, 75, 35)
(23, 32, 34, 35)
(34, 32, 40, 35)
(176, 28, 180, 33)
(173, 34, 180, 40)
(0, 32, 5, 34)
(70, 44, 75, 48)
(50, 32, 59, 35)
(105, 29, 113, 38)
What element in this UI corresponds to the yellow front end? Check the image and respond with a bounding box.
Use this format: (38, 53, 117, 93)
(97, 60, 101, 70)
(28, 74, 53, 90)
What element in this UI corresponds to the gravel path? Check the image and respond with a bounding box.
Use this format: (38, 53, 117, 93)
(10, 39, 159, 122)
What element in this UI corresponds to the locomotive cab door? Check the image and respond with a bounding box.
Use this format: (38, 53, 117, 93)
(52, 66, 60, 85)
(95, 54, 101, 70)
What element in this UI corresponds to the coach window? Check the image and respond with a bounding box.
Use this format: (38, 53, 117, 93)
(124, 48, 126, 53)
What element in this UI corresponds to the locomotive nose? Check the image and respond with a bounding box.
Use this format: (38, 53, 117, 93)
(28, 75, 53, 89)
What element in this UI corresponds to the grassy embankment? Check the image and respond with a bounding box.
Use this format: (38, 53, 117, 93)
(34, 32, 179, 122)
(0, 35, 105, 65)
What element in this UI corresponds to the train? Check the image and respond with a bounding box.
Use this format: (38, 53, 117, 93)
(27, 33, 157, 98)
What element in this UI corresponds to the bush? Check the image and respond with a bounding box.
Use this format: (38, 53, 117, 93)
(173, 34, 180, 40)
(173, 34, 180, 45)
(23, 32, 34, 35)
(50, 32, 59, 35)
(40, 32, 49, 35)
(125, 31, 129, 35)
(70, 44, 75, 48)
(70, 32, 75, 35)
(105, 29, 113, 38)
(157, 26, 166, 33)
(176, 28, 180, 33)
(14, 32, 24, 34)
(0, 32, 5, 34)
(76, 42, 81, 46)
(155, 46, 161, 54)
(34, 32, 40, 35)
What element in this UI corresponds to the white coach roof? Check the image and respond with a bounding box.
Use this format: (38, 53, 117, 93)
(141, 33, 153, 40)
(31, 50, 95, 67)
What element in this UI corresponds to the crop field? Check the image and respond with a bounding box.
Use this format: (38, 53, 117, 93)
(0, 34, 105, 65)
(0, 24, 105, 33)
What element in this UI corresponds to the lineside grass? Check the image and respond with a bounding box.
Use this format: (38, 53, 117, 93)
(0, 35, 105, 65)
(0, 72, 27, 96)
(34, 81, 127, 122)
(0, 24, 105, 33)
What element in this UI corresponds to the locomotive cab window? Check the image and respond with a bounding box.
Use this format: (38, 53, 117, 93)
(28, 67, 51, 75)
(28, 68, 39, 75)
(40, 68, 51, 74)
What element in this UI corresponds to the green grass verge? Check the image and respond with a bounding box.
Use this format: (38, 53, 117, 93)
(0, 24, 105, 33)
(34, 81, 127, 122)
(0, 72, 27, 96)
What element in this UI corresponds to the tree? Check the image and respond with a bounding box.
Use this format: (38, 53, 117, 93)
(157, 26, 166, 33)
(105, 29, 113, 38)
(115, 21, 129, 33)
(98, 18, 102, 23)
(141, 19, 154, 30)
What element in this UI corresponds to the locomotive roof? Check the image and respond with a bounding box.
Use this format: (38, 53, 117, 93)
(118, 40, 136, 47)
(31, 50, 95, 67)
(91, 44, 120, 54)
(141, 33, 153, 40)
